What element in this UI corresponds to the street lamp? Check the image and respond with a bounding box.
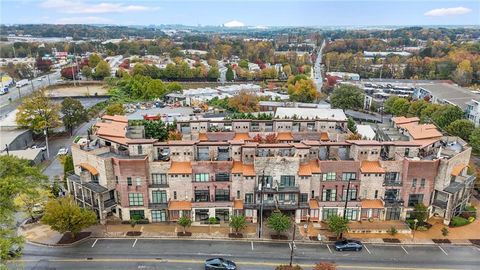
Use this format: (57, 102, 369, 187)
(413, 218, 418, 241)
(289, 223, 296, 267)
(44, 128, 50, 159)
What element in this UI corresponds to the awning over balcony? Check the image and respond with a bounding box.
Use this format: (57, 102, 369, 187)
(320, 132, 329, 141)
(360, 161, 385, 174)
(277, 132, 294, 141)
(233, 199, 244, 210)
(309, 199, 319, 209)
(361, 199, 384, 209)
(79, 163, 99, 175)
(231, 161, 255, 176)
(168, 162, 192, 174)
(298, 160, 321, 176)
(198, 133, 208, 141)
(451, 164, 467, 176)
(168, 200, 192, 211)
(233, 133, 251, 141)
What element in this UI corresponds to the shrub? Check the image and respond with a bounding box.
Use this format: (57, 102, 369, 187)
(450, 216, 469, 227)
(313, 262, 336, 270)
(465, 205, 477, 218)
(406, 219, 415, 229)
(468, 217, 475, 223)
(387, 226, 398, 236)
(208, 217, 218, 224)
(275, 265, 303, 270)
(441, 227, 449, 237)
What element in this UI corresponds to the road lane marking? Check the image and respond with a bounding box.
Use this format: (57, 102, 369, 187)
(132, 238, 138, 248)
(251, 241, 254, 250)
(91, 239, 98, 248)
(438, 246, 448, 256)
(140, 226, 144, 232)
(9, 258, 460, 270)
(326, 244, 332, 253)
(364, 245, 372, 254)
(401, 245, 408, 254)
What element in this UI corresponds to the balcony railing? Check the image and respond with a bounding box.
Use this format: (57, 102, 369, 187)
(149, 202, 168, 209)
(148, 183, 169, 188)
(383, 198, 404, 207)
(432, 199, 448, 209)
(383, 181, 403, 186)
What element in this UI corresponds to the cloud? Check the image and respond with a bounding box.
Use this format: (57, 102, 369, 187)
(40, 0, 157, 14)
(424, 7, 472, 17)
(55, 16, 114, 24)
(224, 20, 245, 27)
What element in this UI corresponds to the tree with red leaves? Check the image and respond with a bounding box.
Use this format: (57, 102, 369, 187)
(264, 133, 277, 144)
(313, 262, 336, 270)
(251, 134, 263, 143)
(61, 65, 79, 80)
(36, 57, 52, 73)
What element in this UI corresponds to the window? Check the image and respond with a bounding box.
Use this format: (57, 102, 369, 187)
(194, 173, 209, 182)
(311, 190, 315, 199)
(258, 175, 273, 186)
(215, 189, 230, 201)
(128, 193, 144, 206)
(342, 189, 357, 201)
(342, 172, 356, 181)
(404, 148, 410, 157)
(173, 191, 177, 200)
(322, 189, 337, 201)
(115, 176, 118, 184)
(215, 173, 230, 182)
(152, 190, 167, 204)
(152, 174, 167, 185)
(374, 190, 378, 199)
(345, 209, 359, 221)
(245, 193, 253, 203)
(322, 172, 336, 181)
(136, 177, 142, 186)
(385, 172, 400, 182)
(280, 175, 295, 187)
(127, 177, 132, 186)
(237, 190, 240, 199)
(384, 189, 399, 201)
(408, 194, 424, 207)
(195, 209, 209, 222)
(300, 193, 308, 202)
(420, 178, 426, 188)
(322, 208, 338, 220)
(194, 190, 209, 202)
(151, 210, 166, 222)
(137, 145, 143, 155)
(412, 178, 417, 188)
(129, 210, 144, 220)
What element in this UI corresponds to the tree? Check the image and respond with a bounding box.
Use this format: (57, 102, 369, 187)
(88, 53, 102, 68)
(239, 59, 249, 69)
(446, 119, 475, 141)
(347, 117, 357, 133)
(276, 265, 303, 270)
(441, 227, 449, 237)
(391, 98, 410, 116)
(105, 103, 125, 116)
(0, 155, 47, 260)
(207, 66, 220, 81)
(63, 155, 74, 178)
(61, 97, 88, 135)
(226, 67, 234, 81)
(36, 57, 52, 73)
(177, 216, 192, 234)
(407, 100, 429, 117)
(41, 196, 97, 238)
(330, 84, 364, 110)
(313, 262, 336, 270)
(384, 96, 399, 114)
(267, 210, 292, 236)
(167, 82, 182, 92)
(411, 203, 428, 226)
(14, 188, 51, 221)
(16, 90, 61, 134)
(265, 133, 278, 143)
(228, 91, 259, 113)
(61, 65, 79, 80)
(452, 60, 473, 86)
(229, 215, 247, 235)
(81, 66, 92, 79)
(287, 79, 319, 103)
(431, 105, 464, 129)
(470, 128, 480, 153)
(94, 60, 111, 80)
(327, 215, 349, 239)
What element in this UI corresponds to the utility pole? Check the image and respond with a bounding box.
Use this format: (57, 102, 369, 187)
(289, 223, 296, 266)
(258, 170, 265, 238)
(341, 177, 352, 239)
(44, 128, 50, 159)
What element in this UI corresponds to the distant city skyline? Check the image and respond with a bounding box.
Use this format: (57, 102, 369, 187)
(1, 0, 479, 27)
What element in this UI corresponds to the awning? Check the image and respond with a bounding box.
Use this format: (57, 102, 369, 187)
(232, 161, 243, 174)
(309, 199, 319, 209)
(277, 132, 294, 141)
(231, 161, 255, 176)
(360, 161, 385, 174)
(298, 163, 312, 176)
(451, 164, 467, 176)
(198, 133, 208, 141)
(168, 200, 192, 211)
(320, 132, 329, 141)
(168, 162, 192, 174)
(309, 160, 321, 174)
(233, 133, 251, 141)
(361, 199, 384, 209)
(79, 163, 99, 175)
(233, 199, 244, 210)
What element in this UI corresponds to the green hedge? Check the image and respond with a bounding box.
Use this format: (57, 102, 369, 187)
(450, 216, 469, 227)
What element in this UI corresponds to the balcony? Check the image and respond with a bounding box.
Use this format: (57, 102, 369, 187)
(103, 198, 117, 208)
(244, 200, 300, 210)
(148, 183, 169, 188)
(383, 198, 404, 207)
(383, 181, 403, 186)
(149, 202, 168, 209)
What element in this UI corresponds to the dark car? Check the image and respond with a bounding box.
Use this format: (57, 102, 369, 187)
(205, 258, 237, 270)
(334, 239, 363, 251)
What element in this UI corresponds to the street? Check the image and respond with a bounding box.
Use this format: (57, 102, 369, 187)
(8, 238, 480, 270)
(313, 40, 326, 91)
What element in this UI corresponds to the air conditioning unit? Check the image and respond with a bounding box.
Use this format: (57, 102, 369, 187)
(266, 183, 271, 188)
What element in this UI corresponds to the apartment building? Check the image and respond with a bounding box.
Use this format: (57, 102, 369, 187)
(67, 112, 474, 226)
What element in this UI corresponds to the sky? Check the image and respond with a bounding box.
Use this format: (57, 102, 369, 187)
(1, 0, 479, 27)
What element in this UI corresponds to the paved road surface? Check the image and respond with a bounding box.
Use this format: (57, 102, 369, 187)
(313, 40, 326, 91)
(7, 238, 480, 270)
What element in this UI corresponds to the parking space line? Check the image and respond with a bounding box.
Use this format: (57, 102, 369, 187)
(251, 241, 254, 250)
(132, 238, 138, 248)
(438, 246, 448, 256)
(326, 244, 332, 254)
(401, 245, 408, 254)
(91, 239, 98, 248)
(364, 245, 372, 254)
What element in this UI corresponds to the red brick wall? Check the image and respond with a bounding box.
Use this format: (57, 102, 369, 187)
(319, 161, 360, 202)
(401, 159, 439, 206)
(113, 157, 150, 207)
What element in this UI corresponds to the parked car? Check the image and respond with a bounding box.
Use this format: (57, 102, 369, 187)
(334, 239, 363, 251)
(31, 145, 47, 151)
(205, 258, 236, 270)
(57, 147, 69, 156)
